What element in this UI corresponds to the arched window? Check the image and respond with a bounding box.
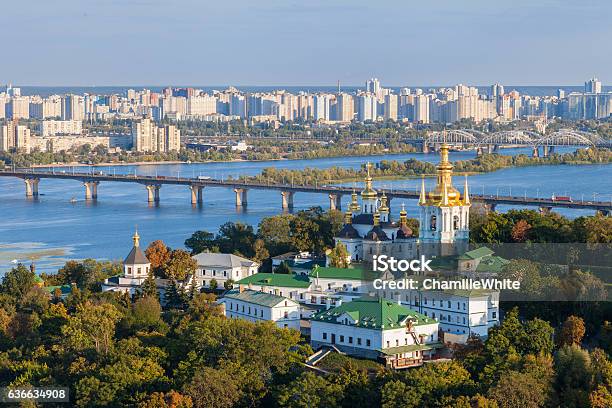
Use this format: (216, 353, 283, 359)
(453, 215, 460, 230)
(430, 215, 437, 230)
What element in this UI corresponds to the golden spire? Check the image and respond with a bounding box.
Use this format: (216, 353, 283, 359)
(463, 175, 471, 206)
(350, 190, 360, 212)
(418, 177, 427, 206)
(424, 143, 461, 206)
(361, 162, 377, 199)
(399, 203, 407, 225)
(132, 227, 140, 247)
(441, 181, 450, 206)
(344, 209, 353, 224)
(373, 211, 380, 226)
(379, 191, 389, 213)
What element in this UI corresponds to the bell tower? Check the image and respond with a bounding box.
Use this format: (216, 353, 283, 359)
(418, 143, 470, 255)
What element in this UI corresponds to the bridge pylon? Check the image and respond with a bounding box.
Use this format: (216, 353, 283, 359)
(234, 188, 248, 207)
(190, 185, 204, 205)
(145, 184, 161, 204)
(83, 181, 99, 200)
(24, 177, 40, 198)
(281, 191, 294, 210)
(328, 194, 342, 211)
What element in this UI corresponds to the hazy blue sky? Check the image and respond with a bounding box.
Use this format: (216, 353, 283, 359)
(2, 0, 610, 86)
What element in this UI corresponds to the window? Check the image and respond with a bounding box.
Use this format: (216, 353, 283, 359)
(430, 215, 437, 231)
(284, 301, 287, 307)
(323, 332, 327, 340)
(447, 301, 451, 308)
(432, 312, 436, 320)
(248, 306, 251, 314)
(127, 267, 132, 274)
(463, 317, 466, 324)
(386, 341, 390, 348)
(357, 338, 362, 345)
(284, 311, 289, 319)
(396, 339, 399, 346)
(260, 310, 263, 317)
(340, 335, 345, 343)
(457, 302, 460, 309)
(424, 297, 428, 305)
(463, 303, 466, 310)
(492, 311, 497, 319)
(242, 305, 244, 312)
(366, 339, 371, 347)
(349, 337, 353, 344)
(453, 215, 460, 230)
(448, 314, 451, 322)
(137, 267, 141, 274)
(223, 271, 227, 277)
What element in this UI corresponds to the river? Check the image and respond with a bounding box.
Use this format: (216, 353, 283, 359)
(1, 147, 610, 273)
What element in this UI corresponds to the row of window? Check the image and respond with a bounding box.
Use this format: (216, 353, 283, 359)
(227, 301, 291, 319)
(322, 332, 371, 347)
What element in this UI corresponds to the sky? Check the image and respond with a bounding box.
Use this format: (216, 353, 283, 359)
(1, 0, 610, 86)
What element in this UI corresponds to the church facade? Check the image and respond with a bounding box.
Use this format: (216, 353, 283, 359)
(335, 143, 471, 264)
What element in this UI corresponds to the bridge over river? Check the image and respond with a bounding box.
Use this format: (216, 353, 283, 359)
(1, 169, 610, 215)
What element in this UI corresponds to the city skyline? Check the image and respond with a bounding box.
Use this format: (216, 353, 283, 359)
(2, 0, 611, 86)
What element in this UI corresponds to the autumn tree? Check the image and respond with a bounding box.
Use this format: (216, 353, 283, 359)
(328, 242, 350, 268)
(164, 249, 197, 281)
(145, 240, 171, 275)
(558, 315, 586, 347)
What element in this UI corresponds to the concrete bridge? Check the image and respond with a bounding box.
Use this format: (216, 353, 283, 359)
(0, 169, 610, 215)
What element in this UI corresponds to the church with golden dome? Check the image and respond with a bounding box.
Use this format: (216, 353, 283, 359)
(334, 143, 471, 264)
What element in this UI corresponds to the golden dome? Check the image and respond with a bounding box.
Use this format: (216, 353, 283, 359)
(361, 162, 377, 199)
(420, 143, 467, 207)
(350, 191, 361, 212)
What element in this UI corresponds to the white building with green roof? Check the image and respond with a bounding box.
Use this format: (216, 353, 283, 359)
(310, 297, 442, 369)
(219, 288, 300, 330)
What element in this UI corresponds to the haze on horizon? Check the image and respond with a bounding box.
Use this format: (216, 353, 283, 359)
(2, 0, 610, 87)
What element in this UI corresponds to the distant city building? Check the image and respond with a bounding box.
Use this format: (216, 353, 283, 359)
(40, 120, 82, 136)
(585, 77, 602, 94)
(0, 120, 31, 152)
(131, 117, 181, 153)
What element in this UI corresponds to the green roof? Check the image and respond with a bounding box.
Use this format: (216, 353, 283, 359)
(34, 275, 44, 283)
(379, 342, 445, 355)
(311, 297, 435, 330)
(223, 289, 294, 307)
(309, 266, 378, 281)
(458, 247, 494, 260)
(43, 284, 72, 295)
(237, 273, 311, 288)
(475, 255, 511, 273)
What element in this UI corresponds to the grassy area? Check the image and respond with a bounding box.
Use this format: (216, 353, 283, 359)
(316, 351, 384, 373)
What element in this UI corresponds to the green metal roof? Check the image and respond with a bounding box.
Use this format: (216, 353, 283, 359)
(458, 247, 495, 260)
(43, 284, 73, 295)
(311, 297, 434, 330)
(237, 273, 311, 288)
(223, 289, 295, 307)
(378, 342, 445, 355)
(475, 255, 511, 273)
(309, 266, 377, 281)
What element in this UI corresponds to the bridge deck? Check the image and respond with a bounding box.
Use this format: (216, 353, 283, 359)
(0, 170, 610, 211)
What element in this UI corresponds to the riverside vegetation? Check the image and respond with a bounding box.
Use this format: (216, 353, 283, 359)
(0, 209, 611, 407)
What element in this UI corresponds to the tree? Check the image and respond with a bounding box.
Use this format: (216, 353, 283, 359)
(257, 214, 294, 255)
(511, 219, 531, 242)
(554, 345, 592, 407)
(184, 231, 216, 255)
(488, 371, 548, 408)
(274, 261, 291, 274)
(183, 366, 240, 408)
(140, 271, 159, 299)
(164, 250, 197, 281)
(62, 301, 122, 355)
(138, 391, 193, 408)
(328, 242, 350, 268)
(558, 316, 586, 347)
(131, 296, 162, 330)
(1, 264, 35, 301)
(223, 279, 234, 291)
(188, 293, 223, 320)
(209, 279, 218, 291)
(252, 239, 269, 265)
(164, 279, 184, 310)
(275, 371, 343, 408)
(145, 240, 171, 275)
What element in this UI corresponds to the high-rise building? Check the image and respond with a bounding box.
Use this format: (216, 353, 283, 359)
(414, 94, 430, 123)
(62, 95, 85, 121)
(7, 96, 30, 119)
(584, 77, 602, 94)
(490, 83, 504, 97)
(384, 94, 398, 120)
(336, 93, 354, 122)
(0, 120, 31, 152)
(313, 95, 330, 121)
(357, 93, 377, 121)
(131, 117, 181, 153)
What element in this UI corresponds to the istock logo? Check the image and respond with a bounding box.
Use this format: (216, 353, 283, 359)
(372, 255, 433, 273)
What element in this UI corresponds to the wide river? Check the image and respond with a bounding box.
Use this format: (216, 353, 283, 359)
(1, 147, 610, 273)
